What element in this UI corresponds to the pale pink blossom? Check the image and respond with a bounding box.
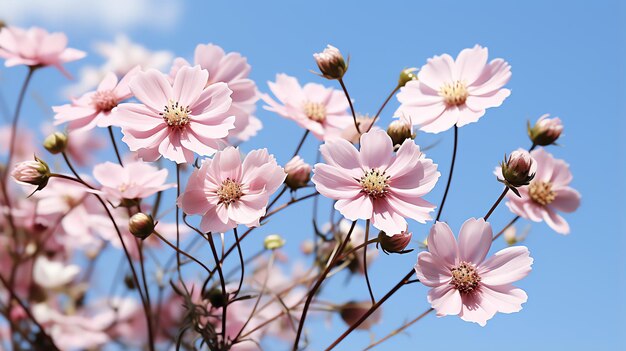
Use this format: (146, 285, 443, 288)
(0, 26, 85, 77)
(93, 161, 175, 206)
(53, 67, 139, 132)
(395, 45, 511, 133)
(528, 113, 563, 146)
(284, 156, 311, 189)
(312, 129, 440, 234)
(170, 43, 261, 142)
(415, 218, 533, 326)
(261, 74, 353, 140)
(33, 256, 80, 289)
(505, 148, 581, 234)
(313, 44, 348, 80)
(65, 129, 105, 166)
(112, 65, 236, 164)
(178, 147, 286, 233)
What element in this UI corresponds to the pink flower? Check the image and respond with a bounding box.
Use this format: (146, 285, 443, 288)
(284, 156, 311, 190)
(312, 129, 440, 234)
(178, 147, 286, 233)
(0, 26, 85, 77)
(112, 65, 236, 163)
(53, 67, 139, 132)
(505, 148, 581, 234)
(415, 218, 533, 326)
(170, 43, 261, 142)
(528, 113, 563, 146)
(395, 45, 511, 133)
(93, 161, 175, 206)
(261, 74, 353, 140)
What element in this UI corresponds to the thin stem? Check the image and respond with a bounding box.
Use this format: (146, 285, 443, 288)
(324, 269, 415, 351)
(175, 164, 183, 281)
(108, 126, 124, 166)
(293, 221, 357, 351)
(492, 216, 520, 241)
(292, 130, 310, 158)
(137, 240, 154, 348)
(366, 84, 400, 133)
(338, 78, 360, 135)
(3, 67, 35, 185)
(266, 186, 287, 212)
(337, 238, 378, 261)
(206, 233, 228, 347)
(363, 220, 375, 304)
(435, 125, 458, 221)
(232, 227, 245, 299)
(364, 308, 434, 350)
(62, 152, 85, 182)
(153, 230, 212, 274)
(484, 187, 509, 220)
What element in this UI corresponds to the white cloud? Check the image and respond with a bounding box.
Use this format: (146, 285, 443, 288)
(0, 0, 182, 31)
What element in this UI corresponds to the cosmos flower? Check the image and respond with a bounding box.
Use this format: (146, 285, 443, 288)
(312, 129, 440, 234)
(415, 218, 533, 326)
(395, 45, 511, 133)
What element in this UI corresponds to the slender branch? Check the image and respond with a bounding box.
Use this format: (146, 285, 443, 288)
(232, 227, 245, 299)
(365, 84, 400, 133)
(363, 307, 434, 350)
(153, 230, 212, 274)
(338, 78, 360, 135)
(137, 240, 154, 348)
(292, 130, 310, 158)
(484, 187, 509, 220)
(363, 219, 375, 304)
(108, 126, 124, 166)
(435, 125, 458, 221)
(293, 221, 357, 350)
(206, 233, 228, 347)
(492, 216, 520, 241)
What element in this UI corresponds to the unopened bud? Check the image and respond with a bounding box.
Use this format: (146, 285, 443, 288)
(128, 213, 154, 240)
(124, 275, 136, 290)
(398, 67, 418, 87)
(11, 157, 50, 191)
(313, 45, 348, 80)
(339, 301, 381, 330)
(284, 156, 311, 190)
(387, 118, 415, 147)
(498, 149, 537, 190)
(264, 234, 285, 250)
(528, 114, 563, 146)
(503, 226, 518, 246)
(43, 132, 68, 154)
(377, 230, 413, 254)
(205, 288, 228, 308)
(300, 240, 314, 255)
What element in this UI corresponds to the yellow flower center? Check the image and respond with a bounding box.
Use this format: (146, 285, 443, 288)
(92, 90, 118, 112)
(360, 169, 389, 199)
(450, 261, 481, 294)
(439, 80, 469, 106)
(303, 101, 327, 122)
(160, 99, 191, 127)
(217, 178, 243, 206)
(528, 181, 556, 206)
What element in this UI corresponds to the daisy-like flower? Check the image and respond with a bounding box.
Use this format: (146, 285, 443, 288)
(112, 65, 236, 164)
(170, 43, 261, 142)
(261, 74, 353, 141)
(0, 26, 85, 77)
(53, 67, 139, 132)
(93, 161, 176, 206)
(505, 148, 581, 234)
(178, 147, 286, 233)
(415, 218, 533, 326)
(395, 45, 511, 133)
(312, 129, 440, 234)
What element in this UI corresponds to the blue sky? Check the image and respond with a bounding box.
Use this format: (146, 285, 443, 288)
(1, 1, 624, 350)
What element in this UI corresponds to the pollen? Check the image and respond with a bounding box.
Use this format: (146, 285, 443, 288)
(92, 90, 118, 112)
(160, 99, 191, 128)
(360, 169, 390, 199)
(303, 101, 327, 123)
(528, 181, 556, 206)
(439, 80, 469, 106)
(450, 261, 481, 294)
(217, 178, 243, 206)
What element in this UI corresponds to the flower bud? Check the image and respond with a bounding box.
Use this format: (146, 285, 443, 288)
(503, 226, 518, 246)
(284, 156, 311, 190)
(204, 288, 228, 308)
(264, 234, 285, 250)
(11, 157, 50, 191)
(499, 150, 537, 191)
(313, 45, 348, 80)
(300, 239, 314, 255)
(377, 230, 413, 254)
(528, 114, 563, 146)
(386, 118, 415, 147)
(128, 213, 155, 240)
(398, 67, 418, 87)
(43, 132, 68, 154)
(339, 301, 381, 330)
